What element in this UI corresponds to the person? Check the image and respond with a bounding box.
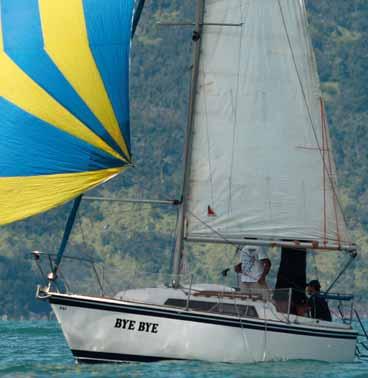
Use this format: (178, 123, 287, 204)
(306, 280, 332, 321)
(275, 247, 307, 315)
(234, 245, 271, 294)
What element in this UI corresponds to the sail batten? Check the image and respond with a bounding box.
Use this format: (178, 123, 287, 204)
(185, 0, 352, 249)
(0, 0, 134, 225)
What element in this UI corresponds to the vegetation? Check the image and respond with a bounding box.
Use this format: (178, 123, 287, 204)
(1, 1, 368, 318)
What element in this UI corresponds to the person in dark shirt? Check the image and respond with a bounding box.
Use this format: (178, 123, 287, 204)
(306, 280, 332, 321)
(275, 247, 307, 315)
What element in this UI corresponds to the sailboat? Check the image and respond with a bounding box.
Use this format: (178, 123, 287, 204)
(1, 0, 359, 364)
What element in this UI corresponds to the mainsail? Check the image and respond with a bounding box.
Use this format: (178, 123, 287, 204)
(0, 0, 135, 225)
(185, 0, 352, 250)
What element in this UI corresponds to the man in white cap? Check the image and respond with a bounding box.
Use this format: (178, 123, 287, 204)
(235, 245, 271, 293)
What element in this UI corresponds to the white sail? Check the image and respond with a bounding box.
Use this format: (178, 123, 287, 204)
(185, 0, 352, 249)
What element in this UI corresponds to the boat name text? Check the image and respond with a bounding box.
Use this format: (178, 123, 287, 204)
(114, 318, 159, 334)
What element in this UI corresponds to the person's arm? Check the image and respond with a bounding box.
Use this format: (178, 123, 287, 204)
(234, 263, 242, 273)
(234, 248, 244, 273)
(257, 258, 271, 284)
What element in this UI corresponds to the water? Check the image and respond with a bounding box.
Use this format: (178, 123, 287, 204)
(1, 321, 367, 378)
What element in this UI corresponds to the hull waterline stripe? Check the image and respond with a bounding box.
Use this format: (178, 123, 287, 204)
(72, 349, 181, 363)
(49, 295, 357, 340)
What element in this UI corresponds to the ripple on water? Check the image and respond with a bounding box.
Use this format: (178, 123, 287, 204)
(0, 321, 366, 378)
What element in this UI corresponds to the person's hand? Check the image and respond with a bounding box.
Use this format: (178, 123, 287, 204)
(258, 276, 266, 285)
(234, 263, 242, 273)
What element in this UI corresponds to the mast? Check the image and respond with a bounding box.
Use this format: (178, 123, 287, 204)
(172, 0, 205, 278)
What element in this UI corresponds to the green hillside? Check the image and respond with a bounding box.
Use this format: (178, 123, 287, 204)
(0, 0, 367, 319)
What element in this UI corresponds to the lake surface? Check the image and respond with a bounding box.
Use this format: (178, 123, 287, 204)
(1, 321, 367, 378)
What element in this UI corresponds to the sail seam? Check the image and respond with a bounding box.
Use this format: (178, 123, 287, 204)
(228, 0, 246, 216)
(186, 208, 349, 248)
(203, 72, 215, 208)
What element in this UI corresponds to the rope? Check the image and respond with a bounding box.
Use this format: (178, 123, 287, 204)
(77, 215, 89, 257)
(234, 297, 255, 362)
(262, 301, 269, 362)
(309, 249, 320, 282)
(187, 209, 240, 246)
(277, 0, 349, 246)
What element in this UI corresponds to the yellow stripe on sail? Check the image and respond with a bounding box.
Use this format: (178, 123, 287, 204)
(0, 21, 124, 162)
(0, 168, 126, 225)
(39, 0, 130, 158)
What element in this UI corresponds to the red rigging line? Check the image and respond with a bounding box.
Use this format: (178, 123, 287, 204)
(320, 97, 327, 247)
(320, 98, 341, 247)
(277, 0, 346, 248)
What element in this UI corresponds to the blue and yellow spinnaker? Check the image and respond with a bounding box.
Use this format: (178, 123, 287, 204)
(0, 0, 134, 225)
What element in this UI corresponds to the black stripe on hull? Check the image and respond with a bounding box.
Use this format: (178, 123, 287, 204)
(72, 349, 180, 364)
(49, 295, 357, 340)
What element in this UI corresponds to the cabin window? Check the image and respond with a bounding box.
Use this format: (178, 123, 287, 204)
(164, 299, 258, 318)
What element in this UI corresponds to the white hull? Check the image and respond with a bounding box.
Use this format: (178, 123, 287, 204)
(48, 290, 357, 364)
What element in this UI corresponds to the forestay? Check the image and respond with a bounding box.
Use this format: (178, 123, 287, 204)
(0, 0, 134, 225)
(185, 0, 352, 250)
